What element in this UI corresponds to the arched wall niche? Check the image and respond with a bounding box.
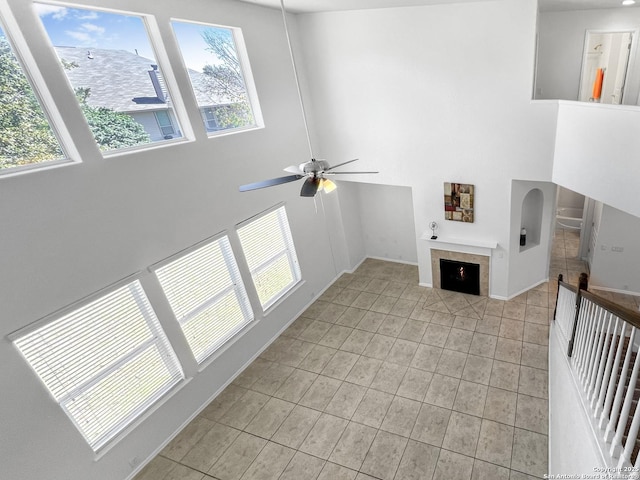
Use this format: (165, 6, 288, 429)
(520, 188, 544, 252)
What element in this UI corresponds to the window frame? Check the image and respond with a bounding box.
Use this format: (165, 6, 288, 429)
(237, 204, 302, 311)
(10, 274, 184, 452)
(151, 232, 254, 364)
(33, 2, 195, 156)
(0, 4, 79, 178)
(170, 18, 264, 137)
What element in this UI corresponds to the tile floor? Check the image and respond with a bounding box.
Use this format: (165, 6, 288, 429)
(136, 228, 598, 480)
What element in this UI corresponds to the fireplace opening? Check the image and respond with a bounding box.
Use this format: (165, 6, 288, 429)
(440, 259, 480, 295)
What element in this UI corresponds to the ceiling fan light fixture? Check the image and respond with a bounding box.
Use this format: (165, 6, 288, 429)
(322, 178, 337, 194)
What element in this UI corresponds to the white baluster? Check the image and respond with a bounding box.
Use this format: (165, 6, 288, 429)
(600, 321, 627, 426)
(579, 300, 598, 380)
(590, 312, 614, 403)
(611, 332, 640, 458)
(607, 327, 637, 443)
(619, 386, 640, 469)
(591, 315, 619, 412)
(572, 298, 589, 371)
(584, 305, 606, 388)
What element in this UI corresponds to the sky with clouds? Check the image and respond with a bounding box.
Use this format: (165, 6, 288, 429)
(34, 4, 234, 72)
(35, 4, 156, 60)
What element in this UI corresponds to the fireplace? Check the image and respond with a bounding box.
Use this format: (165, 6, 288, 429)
(440, 259, 481, 295)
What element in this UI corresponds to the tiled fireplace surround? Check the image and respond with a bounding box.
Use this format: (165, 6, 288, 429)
(430, 249, 490, 297)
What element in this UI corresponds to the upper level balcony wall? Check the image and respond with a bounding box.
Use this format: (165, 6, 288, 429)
(552, 101, 640, 219)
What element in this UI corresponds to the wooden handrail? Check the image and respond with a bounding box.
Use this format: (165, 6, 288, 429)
(580, 289, 640, 330)
(558, 274, 640, 336)
(559, 279, 578, 294)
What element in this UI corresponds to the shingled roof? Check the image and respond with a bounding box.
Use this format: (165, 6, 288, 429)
(55, 46, 229, 113)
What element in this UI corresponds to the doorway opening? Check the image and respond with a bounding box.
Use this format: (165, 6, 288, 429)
(579, 30, 634, 104)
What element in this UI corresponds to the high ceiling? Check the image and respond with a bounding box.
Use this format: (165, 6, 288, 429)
(237, 0, 635, 13)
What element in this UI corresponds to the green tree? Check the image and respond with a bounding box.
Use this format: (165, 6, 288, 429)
(201, 28, 254, 129)
(80, 103, 150, 151)
(0, 36, 63, 169)
(0, 36, 151, 169)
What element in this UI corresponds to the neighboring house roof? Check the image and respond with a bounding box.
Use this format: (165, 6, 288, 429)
(54, 46, 231, 113)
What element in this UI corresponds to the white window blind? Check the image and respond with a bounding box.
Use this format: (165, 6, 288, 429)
(13, 280, 183, 451)
(155, 236, 253, 363)
(238, 206, 301, 309)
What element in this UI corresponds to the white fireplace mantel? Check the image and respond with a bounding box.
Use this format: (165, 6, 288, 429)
(420, 232, 498, 257)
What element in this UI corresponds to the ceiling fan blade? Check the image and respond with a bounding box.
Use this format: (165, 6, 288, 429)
(239, 174, 303, 192)
(326, 158, 359, 171)
(284, 165, 304, 174)
(300, 177, 321, 197)
(324, 171, 379, 175)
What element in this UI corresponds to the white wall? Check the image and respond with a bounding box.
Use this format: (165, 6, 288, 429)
(0, 0, 344, 479)
(589, 204, 640, 295)
(297, 0, 557, 298)
(549, 323, 607, 475)
(332, 181, 418, 269)
(333, 181, 367, 270)
(553, 101, 640, 219)
(353, 182, 418, 264)
(536, 7, 640, 104)
(508, 181, 557, 297)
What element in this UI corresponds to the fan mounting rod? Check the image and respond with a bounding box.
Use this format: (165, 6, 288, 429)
(280, 0, 314, 160)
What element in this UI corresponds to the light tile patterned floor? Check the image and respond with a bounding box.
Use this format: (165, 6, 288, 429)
(135, 246, 569, 480)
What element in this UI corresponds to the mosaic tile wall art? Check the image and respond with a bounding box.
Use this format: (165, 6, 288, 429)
(444, 182, 474, 222)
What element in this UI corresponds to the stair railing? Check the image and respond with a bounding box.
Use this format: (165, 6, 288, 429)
(555, 274, 640, 470)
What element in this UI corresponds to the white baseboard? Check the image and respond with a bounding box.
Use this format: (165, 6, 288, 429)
(496, 277, 550, 301)
(365, 255, 419, 266)
(345, 256, 367, 274)
(589, 285, 640, 298)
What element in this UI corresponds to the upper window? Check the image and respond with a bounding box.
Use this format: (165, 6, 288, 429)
(154, 235, 253, 363)
(237, 206, 301, 310)
(171, 20, 258, 134)
(0, 24, 66, 172)
(13, 280, 183, 451)
(35, 3, 185, 152)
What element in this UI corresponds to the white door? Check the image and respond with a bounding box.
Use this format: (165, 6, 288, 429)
(579, 31, 633, 104)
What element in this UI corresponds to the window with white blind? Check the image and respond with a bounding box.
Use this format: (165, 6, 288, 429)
(154, 235, 253, 363)
(13, 280, 183, 451)
(237, 205, 301, 310)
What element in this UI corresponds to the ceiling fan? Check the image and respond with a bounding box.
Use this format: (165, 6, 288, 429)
(238, 0, 378, 198)
(239, 158, 377, 197)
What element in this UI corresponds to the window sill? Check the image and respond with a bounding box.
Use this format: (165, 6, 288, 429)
(0, 157, 76, 179)
(262, 279, 306, 317)
(205, 123, 264, 139)
(93, 376, 192, 461)
(101, 135, 193, 159)
(519, 241, 539, 253)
